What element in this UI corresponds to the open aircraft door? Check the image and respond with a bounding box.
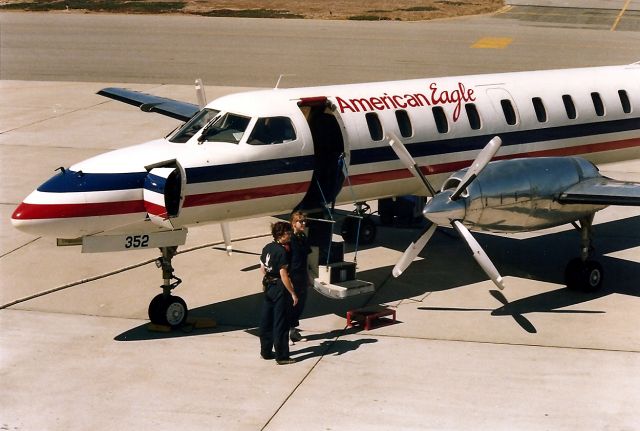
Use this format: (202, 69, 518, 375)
(297, 96, 349, 210)
(144, 165, 186, 229)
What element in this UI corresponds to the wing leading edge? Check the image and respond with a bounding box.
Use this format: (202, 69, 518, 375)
(558, 177, 640, 206)
(98, 87, 200, 122)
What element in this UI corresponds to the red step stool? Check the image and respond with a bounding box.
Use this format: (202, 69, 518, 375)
(346, 306, 397, 330)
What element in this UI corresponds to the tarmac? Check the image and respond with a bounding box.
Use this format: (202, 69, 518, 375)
(1, 9, 640, 431)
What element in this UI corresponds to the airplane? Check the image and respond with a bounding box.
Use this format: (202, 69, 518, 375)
(11, 63, 640, 327)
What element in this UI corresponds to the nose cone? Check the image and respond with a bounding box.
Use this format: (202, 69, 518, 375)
(11, 168, 147, 239)
(423, 192, 466, 226)
(11, 190, 86, 238)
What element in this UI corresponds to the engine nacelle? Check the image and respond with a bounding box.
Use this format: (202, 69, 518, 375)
(440, 157, 607, 233)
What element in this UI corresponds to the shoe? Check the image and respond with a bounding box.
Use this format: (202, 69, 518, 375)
(276, 358, 296, 365)
(289, 328, 303, 342)
(261, 351, 275, 360)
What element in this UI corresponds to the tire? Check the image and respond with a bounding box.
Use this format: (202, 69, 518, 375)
(165, 295, 188, 327)
(564, 258, 584, 291)
(340, 217, 377, 245)
(583, 260, 603, 293)
(358, 217, 377, 245)
(148, 293, 189, 327)
(340, 217, 357, 243)
(564, 258, 604, 293)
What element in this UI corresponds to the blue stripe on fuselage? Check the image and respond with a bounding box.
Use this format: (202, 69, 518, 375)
(350, 117, 640, 165)
(185, 155, 315, 184)
(35, 117, 639, 193)
(37, 170, 146, 193)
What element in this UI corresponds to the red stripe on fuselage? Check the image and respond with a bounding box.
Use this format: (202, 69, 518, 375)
(183, 181, 310, 207)
(13, 137, 639, 220)
(349, 136, 640, 185)
(11, 201, 146, 220)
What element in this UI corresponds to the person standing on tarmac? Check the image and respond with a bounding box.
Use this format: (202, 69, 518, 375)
(259, 221, 298, 365)
(288, 211, 312, 344)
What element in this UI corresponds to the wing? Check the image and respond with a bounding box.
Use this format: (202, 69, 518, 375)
(97, 87, 200, 122)
(558, 177, 640, 206)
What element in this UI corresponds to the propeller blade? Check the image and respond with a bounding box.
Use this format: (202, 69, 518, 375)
(392, 223, 437, 277)
(450, 136, 502, 200)
(387, 132, 436, 196)
(452, 220, 505, 290)
(221, 222, 232, 256)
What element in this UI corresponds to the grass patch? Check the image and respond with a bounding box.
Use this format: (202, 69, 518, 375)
(194, 8, 303, 19)
(401, 6, 438, 12)
(348, 15, 391, 21)
(0, 0, 186, 13)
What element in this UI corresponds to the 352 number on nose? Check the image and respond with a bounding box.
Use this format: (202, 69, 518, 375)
(125, 234, 150, 248)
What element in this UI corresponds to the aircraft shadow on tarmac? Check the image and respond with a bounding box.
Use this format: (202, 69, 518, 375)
(115, 215, 640, 341)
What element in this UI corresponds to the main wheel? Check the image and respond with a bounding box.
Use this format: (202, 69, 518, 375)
(358, 217, 377, 245)
(340, 216, 377, 245)
(148, 294, 189, 327)
(583, 260, 604, 293)
(564, 258, 604, 293)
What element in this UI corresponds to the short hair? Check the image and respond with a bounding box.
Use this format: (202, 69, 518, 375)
(271, 221, 292, 241)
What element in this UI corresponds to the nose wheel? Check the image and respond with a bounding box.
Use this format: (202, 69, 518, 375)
(148, 246, 189, 327)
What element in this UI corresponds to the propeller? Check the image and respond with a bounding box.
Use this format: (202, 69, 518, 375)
(392, 223, 437, 277)
(388, 134, 505, 290)
(450, 136, 502, 200)
(221, 222, 233, 256)
(387, 132, 436, 196)
(452, 220, 504, 290)
(194, 78, 233, 256)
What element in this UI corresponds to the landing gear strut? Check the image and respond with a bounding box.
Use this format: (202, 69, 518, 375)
(340, 202, 377, 245)
(148, 246, 189, 327)
(564, 215, 604, 292)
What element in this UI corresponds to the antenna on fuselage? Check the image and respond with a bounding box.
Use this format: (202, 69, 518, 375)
(274, 74, 296, 89)
(195, 78, 207, 109)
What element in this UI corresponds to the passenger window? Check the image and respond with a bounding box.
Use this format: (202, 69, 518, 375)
(619, 89, 632, 113)
(562, 94, 577, 120)
(366, 112, 384, 141)
(465, 103, 481, 130)
(247, 117, 296, 145)
(395, 110, 413, 138)
(532, 97, 547, 123)
(500, 99, 517, 125)
(432, 106, 448, 133)
(591, 92, 605, 116)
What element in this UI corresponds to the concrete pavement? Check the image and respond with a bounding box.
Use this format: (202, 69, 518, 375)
(1, 79, 639, 431)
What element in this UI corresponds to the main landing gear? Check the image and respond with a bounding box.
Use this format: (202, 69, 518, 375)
(340, 202, 377, 245)
(148, 246, 189, 327)
(564, 215, 603, 293)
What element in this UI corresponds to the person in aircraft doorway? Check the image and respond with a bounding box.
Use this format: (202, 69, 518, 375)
(259, 221, 298, 365)
(288, 211, 313, 345)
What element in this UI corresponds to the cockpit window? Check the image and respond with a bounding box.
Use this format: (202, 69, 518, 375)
(247, 117, 296, 145)
(199, 112, 251, 144)
(169, 108, 219, 143)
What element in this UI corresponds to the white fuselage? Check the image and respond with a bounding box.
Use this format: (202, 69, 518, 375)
(12, 64, 640, 239)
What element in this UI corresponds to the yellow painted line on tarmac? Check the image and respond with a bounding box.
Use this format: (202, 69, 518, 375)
(471, 37, 513, 49)
(611, 0, 632, 31)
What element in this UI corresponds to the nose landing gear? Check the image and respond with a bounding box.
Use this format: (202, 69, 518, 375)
(148, 246, 189, 327)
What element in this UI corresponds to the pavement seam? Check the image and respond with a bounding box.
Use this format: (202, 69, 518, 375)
(260, 333, 340, 431)
(0, 232, 270, 309)
(369, 332, 640, 354)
